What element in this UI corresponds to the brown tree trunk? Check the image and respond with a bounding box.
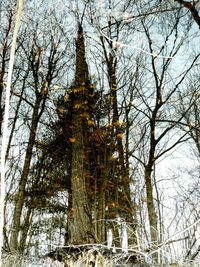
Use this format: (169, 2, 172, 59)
(144, 165, 158, 244)
(96, 160, 110, 243)
(144, 108, 159, 262)
(18, 207, 32, 253)
(66, 24, 97, 245)
(107, 54, 136, 247)
(96, 186, 106, 243)
(68, 115, 94, 244)
(9, 95, 43, 252)
(19, 155, 44, 253)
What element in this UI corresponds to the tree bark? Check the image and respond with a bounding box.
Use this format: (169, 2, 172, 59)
(144, 165, 158, 245)
(66, 24, 96, 244)
(10, 95, 43, 252)
(68, 115, 94, 244)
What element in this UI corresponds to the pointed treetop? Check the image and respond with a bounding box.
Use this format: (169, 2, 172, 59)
(74, 24, 89, 86)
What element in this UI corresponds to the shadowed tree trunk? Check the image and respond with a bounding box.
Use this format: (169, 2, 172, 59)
(68, 115, 94, 244)
(66, 24, 95, 245)
(10, 92, 46, 252)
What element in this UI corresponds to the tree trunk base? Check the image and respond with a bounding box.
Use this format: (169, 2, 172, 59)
(46, 245, 151, 267)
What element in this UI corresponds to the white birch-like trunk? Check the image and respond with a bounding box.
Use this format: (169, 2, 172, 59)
(0, 0, 23, 265)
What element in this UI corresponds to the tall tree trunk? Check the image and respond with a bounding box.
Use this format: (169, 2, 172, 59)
(67, 24, 95, 245)
(144, 165, 158, 244)
(19, 155, 44, 253)
(144, 110, 159, 262)
(1, 1, 23, 258)
(9, 95, 43, 252)
(106, 52, 135, 247)
(68, 115, 94, 244)
(18, 207, 32, 253)
(96, 157, 111, 243)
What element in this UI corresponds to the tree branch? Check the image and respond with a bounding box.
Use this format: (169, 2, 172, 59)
(175, 0, 200, 29)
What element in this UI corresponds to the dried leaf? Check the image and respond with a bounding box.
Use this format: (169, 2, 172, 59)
(117, 133, 123, 139)
(88, 120, 95, 126)
(69, 137, 76, 143)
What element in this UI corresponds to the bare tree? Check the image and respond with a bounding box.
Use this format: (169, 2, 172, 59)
(9, 15, 67, 252)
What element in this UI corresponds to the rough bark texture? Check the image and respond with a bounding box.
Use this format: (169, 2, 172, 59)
(68, 115, 94, 244)
(67, 24, 95, 244)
